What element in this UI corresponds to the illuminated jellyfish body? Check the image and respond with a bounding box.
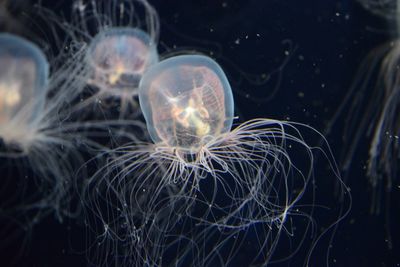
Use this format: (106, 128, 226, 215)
(83, 55, 349, 266)
(87, 28, 158, 96)
(39, 0, 160, 118)
(140, 55, 234, 154)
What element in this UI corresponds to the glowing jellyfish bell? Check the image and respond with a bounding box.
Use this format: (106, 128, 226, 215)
(39, 0, 161, 117)
(139, 55, 233, 153)
(87, 27, 159, 94)
(0, 33, 49, 148)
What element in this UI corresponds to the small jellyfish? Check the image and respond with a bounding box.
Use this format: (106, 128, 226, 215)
(36, 0, 160, 118)
(87, 28, 158, 93)
(84, 55, 350, 266)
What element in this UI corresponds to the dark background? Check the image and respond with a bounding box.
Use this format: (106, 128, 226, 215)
(0, 0, 399, 266)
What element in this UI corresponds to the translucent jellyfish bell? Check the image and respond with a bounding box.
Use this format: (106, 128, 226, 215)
(139, 55, 234, 152)
(87, 27, 159, 92)
(0, 33, 49, 128)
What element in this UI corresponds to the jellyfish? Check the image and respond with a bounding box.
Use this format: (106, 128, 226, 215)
(35, 0, 160, 119)
(0, 32, 81, 225)
(86, 28, 158, 96)
(0, 31, 131, 246)
(324, 0, 400, 250)
(81, 54, 350, 267)
(0, 33, 49, 148)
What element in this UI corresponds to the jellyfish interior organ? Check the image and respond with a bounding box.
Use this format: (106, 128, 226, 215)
(139, 55, 233, 150)
(87, 27, 159, 93)
(0, 33, 49, 147)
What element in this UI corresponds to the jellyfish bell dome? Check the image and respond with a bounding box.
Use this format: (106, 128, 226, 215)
(0, 33, 49, 128)
(139, 55, 234, 152)
(86, 27, 159, 92)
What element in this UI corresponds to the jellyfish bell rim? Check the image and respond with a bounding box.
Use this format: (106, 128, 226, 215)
(0, 33, 49, 97)
(138, 54, 235, 146)
(85, 26, 159, 72)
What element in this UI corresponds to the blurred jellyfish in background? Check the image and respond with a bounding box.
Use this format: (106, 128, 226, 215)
(82, 54, 350, 266)
(0, 29, 141, 263)
(325, 0, 400, 249)
(0, 32, 82, 250)
(36, 0, 160, 119)
(0, 32, 80, 210)
(0, 34, 49, 146)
